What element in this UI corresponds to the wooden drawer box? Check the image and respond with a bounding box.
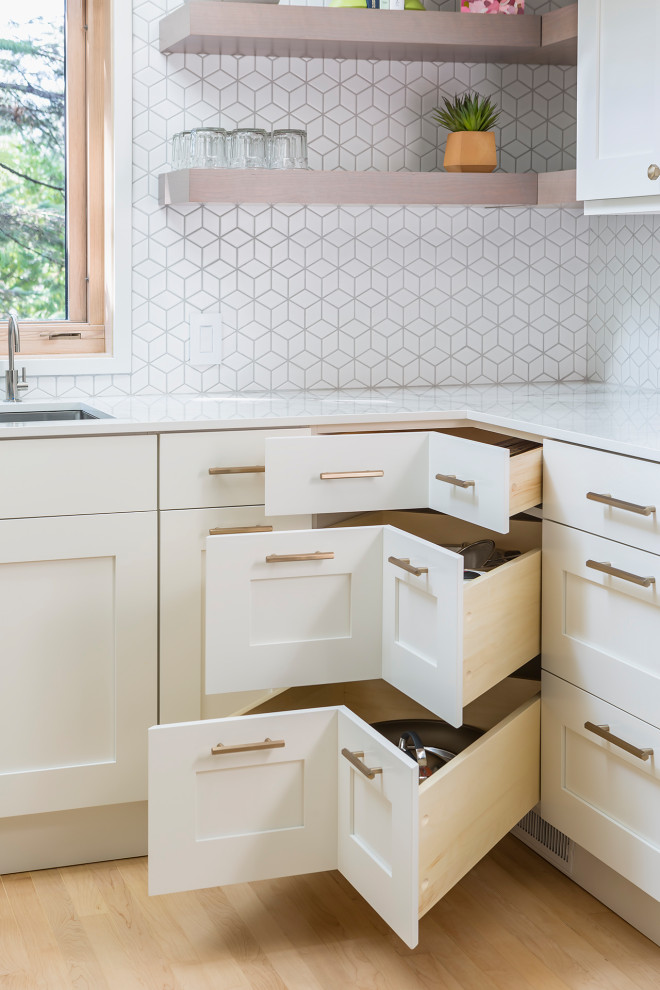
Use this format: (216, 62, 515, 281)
(204, 518, 541, 728)
(544, 439, 660, 553)
(0, 435, 156, 518)
(149, 678, 540, 948)
(265, 428, 542, 534)
(543, 520, 660, 728)
(542, 672, 660, 903)
(159, 427, 310, 510)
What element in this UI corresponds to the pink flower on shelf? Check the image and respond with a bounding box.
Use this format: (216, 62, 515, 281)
(461, 0, 500, 12)
(461, 0, 524, 11)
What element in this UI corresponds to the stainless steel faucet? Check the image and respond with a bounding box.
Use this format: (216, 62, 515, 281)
(5, 311, 28, 401)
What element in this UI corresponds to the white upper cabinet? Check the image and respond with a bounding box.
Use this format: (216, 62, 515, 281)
(577, 0, 660, 212)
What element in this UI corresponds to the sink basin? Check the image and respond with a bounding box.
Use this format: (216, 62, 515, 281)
(0, 405, 112, 424)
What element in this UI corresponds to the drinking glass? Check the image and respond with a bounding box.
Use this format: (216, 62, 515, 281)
(190, 127, 228, 168)
(170, 131, 193, 170)
(228, 128, 269, 168)
(268, 129, 308, 169)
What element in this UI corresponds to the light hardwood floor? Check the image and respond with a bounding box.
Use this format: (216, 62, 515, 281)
(1, 835, 659, 990)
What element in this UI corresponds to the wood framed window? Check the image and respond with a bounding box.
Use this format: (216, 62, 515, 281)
(0, 0, 110, 358)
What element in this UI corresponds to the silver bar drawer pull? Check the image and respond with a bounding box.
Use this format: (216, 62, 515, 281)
(584, 722, 654, 762)
(586, 492, 656, 516)
(320, 470, 384, 480)
(341, 748, 382, 780)
(435, 472, 476, 489)
(209, 465, 266, 475)
(388, 555, 429, 577)
(209, 525, 273, 536)
(211, 737, 285, 756)
(266, 551, 334, 563)
(586, 560, 656, 588)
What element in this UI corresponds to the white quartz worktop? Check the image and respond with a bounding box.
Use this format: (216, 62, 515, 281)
(3, 383, 660, 461)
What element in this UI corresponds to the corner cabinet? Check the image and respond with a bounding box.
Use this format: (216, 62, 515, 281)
(150, 423, 543, 948)
(577, 0, 660, 214)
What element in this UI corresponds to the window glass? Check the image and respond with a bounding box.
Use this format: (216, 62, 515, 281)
(0, 2, 66, 320)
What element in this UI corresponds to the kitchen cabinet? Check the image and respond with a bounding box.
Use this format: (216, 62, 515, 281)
(0, 436, 157, 824)
(541, 438, 660, 899)
(150, 421, 543, 947)
(577, 0, 660, 213)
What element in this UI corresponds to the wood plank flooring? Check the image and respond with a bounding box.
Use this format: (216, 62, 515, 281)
(1, 835, 659, 990)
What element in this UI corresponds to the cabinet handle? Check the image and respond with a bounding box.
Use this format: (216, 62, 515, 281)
(584, 722, 654, 762)
(341, 748, 382, 779)
(586, 492, 656, 516)
(209, 525, 273, 536)
(266, 551, 334, 563)
(435, 472, 475, 489)
(208, 465, 265, 475)
(387, 555, 429, 577)
(320, 470, 384, 480)
(648, 164, 660, 181)
(586, 559, 655, 588)
(211, 737, 285, 756)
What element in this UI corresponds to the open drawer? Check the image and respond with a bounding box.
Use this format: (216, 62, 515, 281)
(148, 680, 540, 948)
(264, 428, 542, 533)
(204, 522, 541, 727)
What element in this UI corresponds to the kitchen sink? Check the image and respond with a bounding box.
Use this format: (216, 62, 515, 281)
(0, 405, 112, 423)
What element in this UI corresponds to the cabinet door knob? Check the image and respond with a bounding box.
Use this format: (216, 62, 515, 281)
(649, 164, 660, 180)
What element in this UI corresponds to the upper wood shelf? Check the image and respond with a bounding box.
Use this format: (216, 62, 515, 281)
(159, 2, 577, 64)
(159, 168, 580, 208)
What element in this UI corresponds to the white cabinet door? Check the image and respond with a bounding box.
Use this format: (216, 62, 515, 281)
(543, 521, 660, 729)
(381, 527, 463, 726)
(264, 432, 429, 516)
(338, 708, 418, 950)
(428, 432, 511, 533)
(578, 0, 660, 210)
(160, 507, 308, 724)
(149, 708, 338, 895)
(0, 512, 157, 818)
(205, 527, 384, 694)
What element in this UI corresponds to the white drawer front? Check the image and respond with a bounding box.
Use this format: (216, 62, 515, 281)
(160, 428, 310, 510)
(428, 432, 511, 533)
(544, 439, 660, 552)
(264, 432, 430, 516)
(542, 673, 660, 902)
(543, 521, 660, 727)
(0, 435, 156, 517)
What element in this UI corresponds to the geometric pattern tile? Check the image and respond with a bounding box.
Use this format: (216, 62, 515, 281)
(27, 0, 584, 397)
(587, 213, 660, 390)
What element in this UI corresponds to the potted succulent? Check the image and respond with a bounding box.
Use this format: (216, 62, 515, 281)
(431, 92, 500, 173)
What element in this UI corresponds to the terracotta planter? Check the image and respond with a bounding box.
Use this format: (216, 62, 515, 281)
(444, 131, 497, 173)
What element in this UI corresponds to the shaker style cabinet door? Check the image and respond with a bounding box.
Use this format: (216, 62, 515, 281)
(205, 525, 540, 727)
(149, 709, 339, 895)
(0, 512, 157, 819)
(578, 0, 660, 208)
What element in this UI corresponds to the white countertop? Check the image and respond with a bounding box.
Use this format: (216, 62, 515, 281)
(4, 383, 660, 461)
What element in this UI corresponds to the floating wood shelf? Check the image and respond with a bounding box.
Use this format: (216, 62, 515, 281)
(159, 2, 577, 64)
(159, 168, 580, 208)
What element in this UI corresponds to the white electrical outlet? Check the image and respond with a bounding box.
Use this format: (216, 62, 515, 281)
(189, 312, 223, 366)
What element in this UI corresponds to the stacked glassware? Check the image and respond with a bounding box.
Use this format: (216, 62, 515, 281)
(170, 127, 308, 169)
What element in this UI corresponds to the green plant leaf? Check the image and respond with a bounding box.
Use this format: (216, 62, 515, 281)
(430, 92, 501, 132)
